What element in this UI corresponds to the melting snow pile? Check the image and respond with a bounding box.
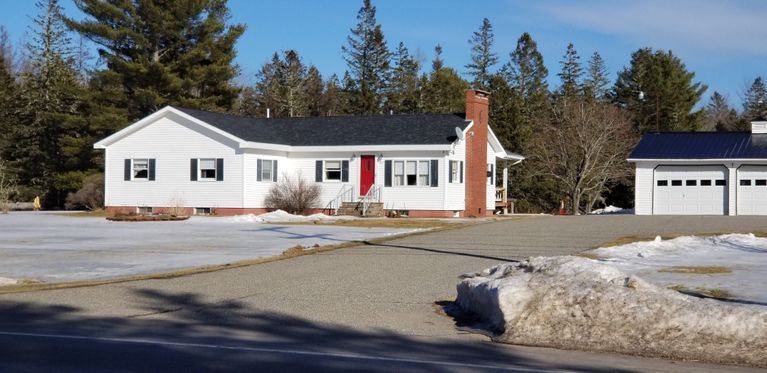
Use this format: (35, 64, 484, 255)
(0, 277, 18, 286)
(591, 234, 767, 304)
(224, 210, 358, 223)
(589, 205, 633, 215)
(456, 256, 767, 367)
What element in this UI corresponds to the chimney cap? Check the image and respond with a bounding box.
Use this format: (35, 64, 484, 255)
(467, 88, 491, 96)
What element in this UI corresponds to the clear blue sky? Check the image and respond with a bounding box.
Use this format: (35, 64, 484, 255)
(2, 0, 765, 109)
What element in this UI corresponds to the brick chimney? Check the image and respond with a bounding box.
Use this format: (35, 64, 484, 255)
(464, 89, 490, 217)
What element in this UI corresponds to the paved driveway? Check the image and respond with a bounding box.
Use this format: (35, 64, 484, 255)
(1, 215, 766, 371)
(0, 212, 413, 282)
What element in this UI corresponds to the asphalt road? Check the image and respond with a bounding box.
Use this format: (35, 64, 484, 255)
(1, 215, 766, 372)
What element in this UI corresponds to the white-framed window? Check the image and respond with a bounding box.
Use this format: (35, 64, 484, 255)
(393, 160, 430, 187)
(450, 160, 462, 184)
(132, 159, 149, 180)
(199, 158, 217, 180)
(325, 160, 342, 181)
(260, 159, 273, 182)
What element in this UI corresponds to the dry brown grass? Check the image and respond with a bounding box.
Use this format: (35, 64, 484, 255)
(669, 284, 734, 300)
(575, 252, 603, 260)
(596, 231, 767, 248)
(658, 266, 732, 274)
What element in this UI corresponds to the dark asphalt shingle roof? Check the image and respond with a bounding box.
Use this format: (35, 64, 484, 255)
(629, 132, 767, 159)
(174, 107, 470, 146)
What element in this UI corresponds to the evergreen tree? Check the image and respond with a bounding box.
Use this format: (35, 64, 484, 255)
(234, 86, 259, 117)
(0, 52, 17, 156)
(583, 52, 610, 101)
(614, 48, 707, 133)
(305, 66, 324, 117)
(67, 0, 245, 120)
(487, 73, 525, 152)
(323, 74, 345, 116)
(5, 0, 84, 206)
(421, 45, 468, 113)
(386, 42, 421, 114)
(342, 0, 391, 114)
(743, 77, 767, 121)
(0, 26, 16, 74)
(556, 43, 583, 98)
(501, 33, 549, 126)
(704, 92, 738, 131)
(250, 50, 309, 118)
(465, 18, 497, 90)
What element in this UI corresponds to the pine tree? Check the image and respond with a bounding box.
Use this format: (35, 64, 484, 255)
(583, 52, 610, 101)
(501, 32, 549, 127)
(250, 50, 309, 118)
(386, 42, 421, 114)
(0, 52, 17, 156)
(421, 45, 468, 113)
(556, 43, 583, 98)
(0, 26, 16, 74)
(614, 48, 707, 133)
(703, 92, 738, 131)
(305, 66, 324, 116)
(5, 0, 85, 206)
(67, 0, 245, 120)
(342, 0, 391, 114)
(323, 74, 345, 116)
(465, 18, 498, 90)
(743, 77, 767, 121)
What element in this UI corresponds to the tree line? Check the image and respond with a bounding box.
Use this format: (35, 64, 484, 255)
(0, 0, 763, 213)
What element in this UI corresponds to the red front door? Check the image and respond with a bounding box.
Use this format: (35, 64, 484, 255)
(360, 155, 375, 196)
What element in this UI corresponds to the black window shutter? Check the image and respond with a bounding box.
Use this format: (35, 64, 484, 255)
(341, 160, 349, 182)
(490, 164, 494, 184)
(190, 159, 198, 181)
(315, 160, 323, 182)
(256, 159, 262, 181)
(124, 159, 131, 181)
(448, 161, 453, 183)
(273, 160, 278, 182)
(216, 158, 224, 181)
(460, 161, 464, 183)
(384, 160, 392, 187)
(148, 159, 156, 181)
(430, 159, 438, 187)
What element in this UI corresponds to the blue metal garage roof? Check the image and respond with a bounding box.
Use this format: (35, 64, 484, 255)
(629, 132, 767, 160)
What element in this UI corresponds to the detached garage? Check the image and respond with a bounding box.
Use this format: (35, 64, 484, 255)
(630, 118, 767, 216)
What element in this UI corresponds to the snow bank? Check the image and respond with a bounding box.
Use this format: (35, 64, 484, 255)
(223, 210, 358, 223)
(456, 256, 767, 367)
(591, 234, 767, 304)
(0, 277, 18, 286)
(589, 205, 634, 215)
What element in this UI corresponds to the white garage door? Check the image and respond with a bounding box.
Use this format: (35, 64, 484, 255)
(653, 166, 728, 215)
(737, 166, 767, 215)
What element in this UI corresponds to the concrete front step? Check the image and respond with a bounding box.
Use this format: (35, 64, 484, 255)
(337, 202, 385, 217)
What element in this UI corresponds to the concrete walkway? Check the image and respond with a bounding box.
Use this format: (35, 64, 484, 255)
(1, 215, 766, 371)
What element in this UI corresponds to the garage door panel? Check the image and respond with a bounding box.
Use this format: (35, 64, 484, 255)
(737, 166, 767, 215)
(653, 166, 727, 215)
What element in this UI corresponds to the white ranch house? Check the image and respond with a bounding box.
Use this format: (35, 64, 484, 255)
(94, 90, 523, 217)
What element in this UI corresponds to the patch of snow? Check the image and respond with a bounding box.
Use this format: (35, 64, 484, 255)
(589, 205, 634, 215)
(590, 234, 767, 304)
(0, 277, 18, 286)
(223, 210, 359, 223)
(456, 256, 767, 367)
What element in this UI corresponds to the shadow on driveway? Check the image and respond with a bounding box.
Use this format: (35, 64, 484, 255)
(0, 289, 630, 372)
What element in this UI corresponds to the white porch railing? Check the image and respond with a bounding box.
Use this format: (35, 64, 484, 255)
(361, 185, 381, 217)
(325, 184, 354, 215)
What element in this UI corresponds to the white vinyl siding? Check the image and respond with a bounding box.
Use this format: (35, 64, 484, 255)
(486, 142, 496, 211)
(104, 116, 243, 209)
(634, 163, 654, 215)
(445, 139, 466, 211)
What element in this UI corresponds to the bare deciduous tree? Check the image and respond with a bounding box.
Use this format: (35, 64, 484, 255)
(531, 100, 635, 215)
(0, 159, 19, 214)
